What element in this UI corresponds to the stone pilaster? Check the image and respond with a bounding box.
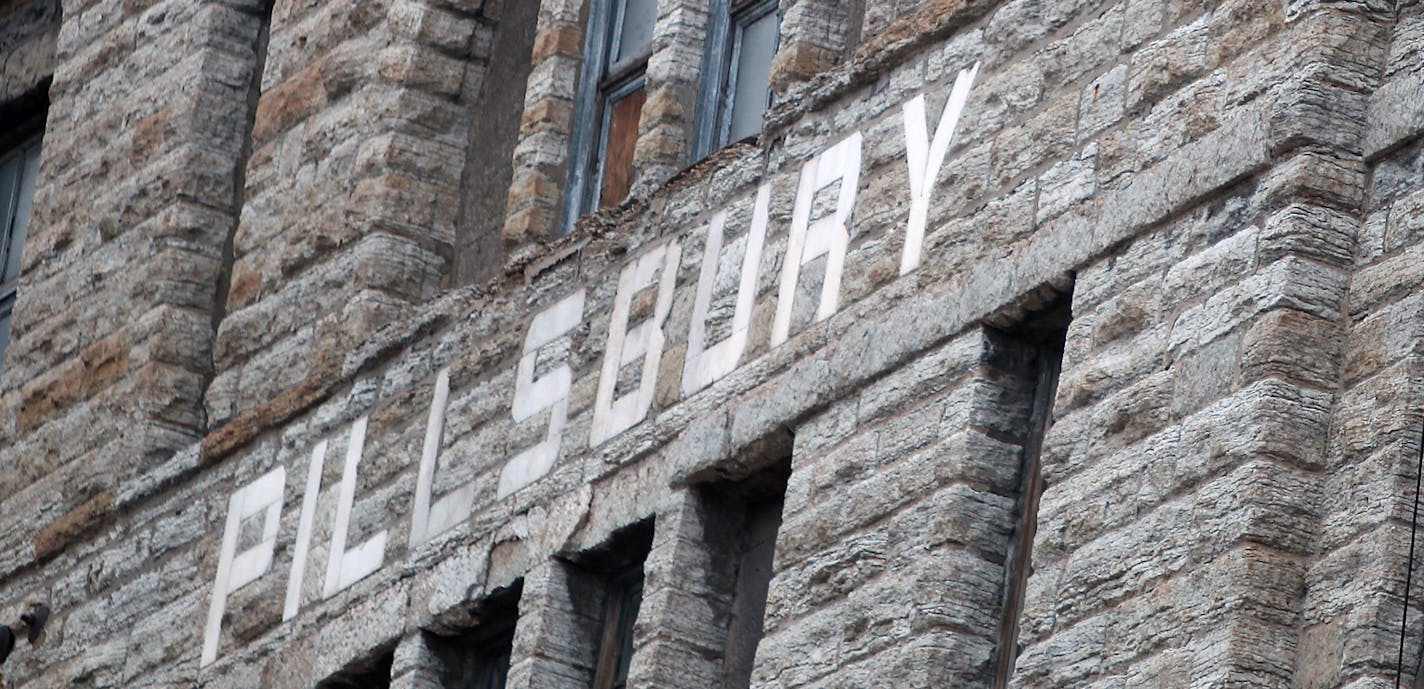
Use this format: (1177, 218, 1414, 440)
(626, 489, 741, 687)
(504, 559, 605, 689)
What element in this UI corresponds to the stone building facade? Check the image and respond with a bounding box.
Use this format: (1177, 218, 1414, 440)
(1, 0, 1423, 687)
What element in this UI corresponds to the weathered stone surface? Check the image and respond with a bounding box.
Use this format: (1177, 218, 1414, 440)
(0, 0, 1418, 688)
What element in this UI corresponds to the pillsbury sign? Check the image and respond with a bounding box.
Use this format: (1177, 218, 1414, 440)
(201, 63, 982, 666)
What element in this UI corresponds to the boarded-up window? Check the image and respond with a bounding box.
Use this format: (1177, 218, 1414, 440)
(598, 86, 647, 209)
(564, 0, 659, 229)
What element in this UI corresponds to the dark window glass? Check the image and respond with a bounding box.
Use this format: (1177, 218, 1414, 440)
(317, 650, 394, 689)
(433, 585, 522, 689)
(0, 134, 42, 377)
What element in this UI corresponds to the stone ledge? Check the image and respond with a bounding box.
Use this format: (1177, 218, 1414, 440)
(33, 489, 114, 565)
(766, 0, 996, 134)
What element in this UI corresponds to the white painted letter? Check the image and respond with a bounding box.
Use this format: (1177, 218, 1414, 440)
(410, 369, 473, 544)
(322, 417, 387, 598)
(499, 290, 587, 498)
(900, 63, 979, 275)
(283, 440, 327, 621)
(682, 184, 770, 398)
(203, 467, 286, 666)
(773, 133, 863, 347)
(591, 242, 682, 445)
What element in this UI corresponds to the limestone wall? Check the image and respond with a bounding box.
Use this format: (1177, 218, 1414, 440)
(0, 0, 1419, 688)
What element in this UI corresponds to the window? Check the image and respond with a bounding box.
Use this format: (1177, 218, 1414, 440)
(694, 0, 781, 159)
(0, 130, 41, 378)
(316, 649, 394, 689)
(991, 298, 1068, 688)
(710, 460, 788, 689)
(429, 584, 521, 689)
(576, 521, 654, 689)
(591, 567, 643, 689)
(564, 0, 659, 230)
(455, 0, 540, 284)
(470, 634, 514, 689)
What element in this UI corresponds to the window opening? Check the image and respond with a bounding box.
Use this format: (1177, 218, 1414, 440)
(694, 0, 781, 159)
(316, 648, 395, 689)
(846, 0, 867, 51)
(430, 583, 522, 689)
(710, 458, 790, 689)
(564, 0, 659, 231)
(990, 297, 1070, 688)
(475, 636, 514, 689)
(455, 0, 540, 284)
(0, 112, 44, 379)
(592, 567, 643, 689)
(570, 520, 654, 689)
(475, 637, 514, 689)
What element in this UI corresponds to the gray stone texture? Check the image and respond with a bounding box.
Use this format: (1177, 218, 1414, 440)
(1, 0, 1422, 688)
(0, 0, 270, 579)
(0, 0, 56, 106)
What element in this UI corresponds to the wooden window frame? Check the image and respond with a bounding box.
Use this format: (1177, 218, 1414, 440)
(692, 0, 781, 160)
(591, 566, 644, 689)
(563, 0, 657, 234)
(990, 300, 1069, 689)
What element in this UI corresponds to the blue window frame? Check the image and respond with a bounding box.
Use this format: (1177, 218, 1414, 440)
(693, 0, 781, 160)
(563, 0, 659, 233)
(0, 131, 42, 378)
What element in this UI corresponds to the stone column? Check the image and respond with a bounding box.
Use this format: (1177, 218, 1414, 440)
(1, 0, 276, 577)
(504, 558, 606, 689)
(502, 0, 586, 257)
(631, 0, 713, 196)
(206, 0, 504, 431)
(753, 327, 1043, 688)
(1277, 3, 1399, 687)
(770, 0, 859, 95)
(390, 632, 445, 689)
(626, 488, 741, 687)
